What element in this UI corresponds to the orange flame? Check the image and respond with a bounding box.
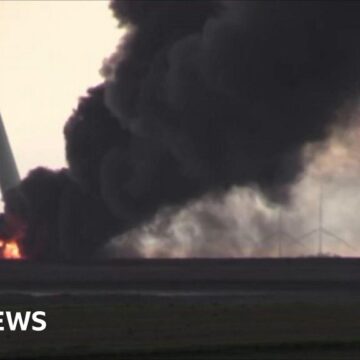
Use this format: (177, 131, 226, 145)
(0, 214, 26, 260)
(0, 239, 23, 260)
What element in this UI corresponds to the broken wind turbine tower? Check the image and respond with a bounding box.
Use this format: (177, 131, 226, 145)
(0, 113, 20, 197)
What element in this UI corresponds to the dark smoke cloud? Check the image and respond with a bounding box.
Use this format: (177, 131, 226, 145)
(65, 84, 202, 226)
(64, 85, 129, 195)
(3, 1, 360, 259)
(4, 167, 119, 260)
(105, 0, 360, 206)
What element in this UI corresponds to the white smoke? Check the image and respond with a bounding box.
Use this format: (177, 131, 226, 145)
(107, 108, 360, 258)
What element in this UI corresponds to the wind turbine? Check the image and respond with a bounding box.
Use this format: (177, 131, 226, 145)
(296, 181, 357, 256)
(266, 207, 308, 257)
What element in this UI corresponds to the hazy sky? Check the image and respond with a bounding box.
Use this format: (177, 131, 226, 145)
(0, 0, 122, 178)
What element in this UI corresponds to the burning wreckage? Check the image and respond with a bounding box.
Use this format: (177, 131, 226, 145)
(2, 1, 360, 260)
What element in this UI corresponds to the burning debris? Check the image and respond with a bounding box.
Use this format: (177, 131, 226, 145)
(3, 1, 360, 260)
(0, 241, 22, 260)
(1, 167, 119, 260)
(0, 214, 25, 259)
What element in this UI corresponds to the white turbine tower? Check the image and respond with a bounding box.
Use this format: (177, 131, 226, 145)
(0, 113, 20, 197)
(296, 181, 357, 256)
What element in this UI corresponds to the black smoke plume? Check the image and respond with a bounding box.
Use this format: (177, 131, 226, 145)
(3, 1, 360, 259)
(3, 167, 119, 259)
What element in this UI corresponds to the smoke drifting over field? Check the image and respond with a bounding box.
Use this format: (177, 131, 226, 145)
(109, 123, 360, 258)
(3, 1, 360, 259)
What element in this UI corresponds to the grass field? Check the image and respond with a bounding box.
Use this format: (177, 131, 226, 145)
(1, 296, 360, 359)
(0, 258, 360, 358)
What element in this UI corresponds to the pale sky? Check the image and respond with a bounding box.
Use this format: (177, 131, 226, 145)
(0, 0, 123, 178)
